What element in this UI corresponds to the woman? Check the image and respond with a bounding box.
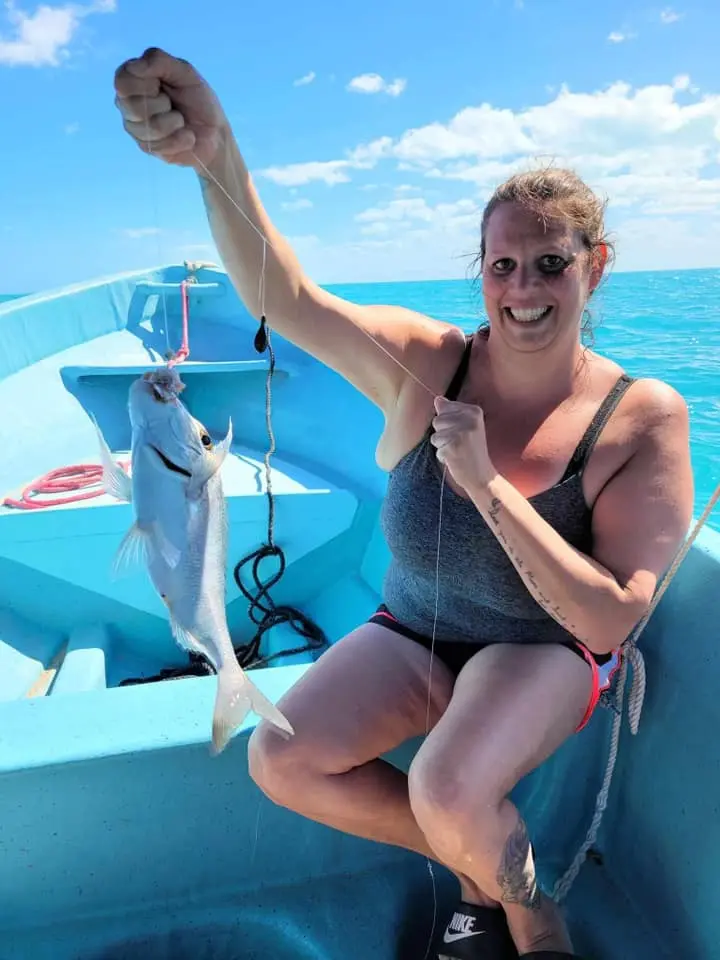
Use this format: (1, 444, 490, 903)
(114, 48, 694, 959)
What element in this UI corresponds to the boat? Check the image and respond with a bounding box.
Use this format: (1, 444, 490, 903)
(0, 261, 718, 960)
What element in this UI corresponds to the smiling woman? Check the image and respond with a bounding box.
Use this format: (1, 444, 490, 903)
(112, 46, 694, 960)
(476, 167, 611, 348)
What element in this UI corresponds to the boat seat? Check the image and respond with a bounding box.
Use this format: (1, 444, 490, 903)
(50, 625, 111, 697)
(0, 446, 360, 628)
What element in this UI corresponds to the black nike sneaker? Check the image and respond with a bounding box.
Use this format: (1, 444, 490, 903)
(434, 902, 519, 959)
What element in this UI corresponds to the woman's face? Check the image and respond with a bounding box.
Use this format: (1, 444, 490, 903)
(481, 201, 604, 355)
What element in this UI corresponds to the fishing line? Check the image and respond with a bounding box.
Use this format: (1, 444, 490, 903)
(141, 104, 720, 955)
(191, 153, 438, 401)
(188, 145, 446, 949)
(142, 97, 172, 360)
(139, 92, 445, 944)
(188, 154, 447, 699)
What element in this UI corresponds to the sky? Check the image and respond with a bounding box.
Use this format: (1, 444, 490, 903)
(1, 0, 719, 293)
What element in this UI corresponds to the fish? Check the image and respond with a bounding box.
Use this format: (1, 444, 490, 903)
(93, 367, 294, 753)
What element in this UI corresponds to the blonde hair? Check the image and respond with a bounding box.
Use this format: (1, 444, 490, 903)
(475, 165, 613, 341)
(479, 166, 613, 265)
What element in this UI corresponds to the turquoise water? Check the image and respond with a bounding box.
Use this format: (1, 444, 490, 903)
(2, 269, 718, 528)
(329, 268, 720, 531)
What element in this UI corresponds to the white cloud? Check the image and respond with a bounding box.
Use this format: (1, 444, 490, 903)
(293, 71, 315, 87)
(613, 214, 719, 271)
(261, 76, 720, 202)
(281, 198, 313, 211)
(288, 225, 481, 285)
(384, 105, 536, 163)
(660, 7, 683, 24)
(260, 159, 352, 187)
(0, 0, 115, 67)
(355, 197, 480, 238)
(121, 227, 162, 239)
(347, 73, 407, 97)
(608, 31, 628, 43)
(257, 73, 720, 280)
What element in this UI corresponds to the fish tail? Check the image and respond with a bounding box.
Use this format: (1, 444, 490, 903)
(210, 661, 294, 755)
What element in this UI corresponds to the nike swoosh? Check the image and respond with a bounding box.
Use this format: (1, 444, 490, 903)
(443, 929, 486, 944)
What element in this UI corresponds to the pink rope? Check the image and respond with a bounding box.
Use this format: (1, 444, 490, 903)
(3, 461, 130, 510)
(5, 277, 190, 510)
(167, 280, 190, 367)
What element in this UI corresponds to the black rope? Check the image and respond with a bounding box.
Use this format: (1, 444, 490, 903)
(231, 315, 327, 669)
(120, 314, 328, 687)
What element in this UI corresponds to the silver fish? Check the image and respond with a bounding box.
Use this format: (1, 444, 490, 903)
(93, 368, 294, 753)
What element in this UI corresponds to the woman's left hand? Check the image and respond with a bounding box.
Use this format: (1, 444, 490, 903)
(430, 396, 497, 492)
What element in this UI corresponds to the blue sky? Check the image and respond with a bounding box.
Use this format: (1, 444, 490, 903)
(1, 0, 719, 293)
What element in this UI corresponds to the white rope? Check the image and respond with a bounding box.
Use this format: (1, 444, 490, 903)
(551, 481, 720, 903)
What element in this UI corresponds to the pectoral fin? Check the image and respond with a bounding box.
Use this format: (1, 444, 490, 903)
(168, 613, 199, 653)
(187, 418, 233, 500)
(91, 415, 132, 503)
(111, 520, 181, 578)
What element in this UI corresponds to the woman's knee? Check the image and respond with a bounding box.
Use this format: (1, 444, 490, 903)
(408, 741, 504, 862)
(248, 721, 311, 807)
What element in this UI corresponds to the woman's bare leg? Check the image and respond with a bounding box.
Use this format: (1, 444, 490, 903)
(248, 622, 498, 906)
(408, 642, 593, 954)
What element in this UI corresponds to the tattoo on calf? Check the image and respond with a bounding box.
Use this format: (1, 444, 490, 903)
(496, 817, 542, 911)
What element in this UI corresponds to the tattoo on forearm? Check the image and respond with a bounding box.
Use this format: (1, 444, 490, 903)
(496, 817, 542, 911)
(487, 498, 516, 558)
(483, 495, 584, 640)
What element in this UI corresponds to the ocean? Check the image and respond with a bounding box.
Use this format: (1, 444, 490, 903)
(329, 268, 720, 532)
(2, 270, 718, 529)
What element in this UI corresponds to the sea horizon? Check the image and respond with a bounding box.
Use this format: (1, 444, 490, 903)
(1, 268, 718, 530)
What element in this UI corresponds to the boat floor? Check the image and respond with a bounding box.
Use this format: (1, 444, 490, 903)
(0, 835, 669, 960)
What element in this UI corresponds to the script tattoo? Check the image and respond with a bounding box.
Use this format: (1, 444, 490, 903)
(497, 817, 542, 911)
(486, 497, 516, 558)
(484, 498, 582, 639)
(523, 570, 573, 627)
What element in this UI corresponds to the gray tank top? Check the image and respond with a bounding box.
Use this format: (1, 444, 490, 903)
(380, 334, 635, 646)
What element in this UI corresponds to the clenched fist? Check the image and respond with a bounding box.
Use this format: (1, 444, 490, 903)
(114, 46, 229, 172)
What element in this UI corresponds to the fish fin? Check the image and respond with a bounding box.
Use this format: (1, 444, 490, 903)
(168, 614, 199, 653)
(111, 522, 149, 578)
(91, 415, 132, 503)
(210, 660, 294, 755)
(187, 418, 233, 500)
(215, 416, 233, 463)
(148, 521, 182, 569)
(111, 520, 181, 578)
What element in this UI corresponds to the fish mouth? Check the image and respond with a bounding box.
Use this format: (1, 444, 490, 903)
(150, 445, 192, 477)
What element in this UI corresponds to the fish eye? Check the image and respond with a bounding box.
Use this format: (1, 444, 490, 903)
(201, 433, 213, 447)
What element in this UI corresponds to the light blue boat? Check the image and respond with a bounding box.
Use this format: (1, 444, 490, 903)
(0, 263, 718, 960)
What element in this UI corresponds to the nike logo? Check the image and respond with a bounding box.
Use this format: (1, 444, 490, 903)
(442, 929, 486, 944)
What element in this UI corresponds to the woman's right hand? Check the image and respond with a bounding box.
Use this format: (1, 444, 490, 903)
(113, 49, 449, 428)
(114, 47, 229, 173)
